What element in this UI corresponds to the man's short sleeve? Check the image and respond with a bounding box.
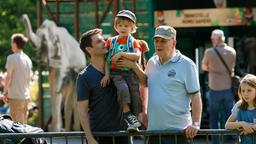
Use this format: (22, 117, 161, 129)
(5, 56, 14, 72)
(76, 74, 89, 101)
(202, 49, 210, 68)
(185, 62, 200, 94)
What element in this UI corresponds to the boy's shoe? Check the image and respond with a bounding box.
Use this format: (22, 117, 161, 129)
(127, 127, 139, 132)
(124, 112, 141, 132)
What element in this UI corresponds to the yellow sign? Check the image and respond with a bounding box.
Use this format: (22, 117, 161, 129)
(155, 8, 256, 27)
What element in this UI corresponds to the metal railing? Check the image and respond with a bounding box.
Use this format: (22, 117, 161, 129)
(0, 129, 255, 144)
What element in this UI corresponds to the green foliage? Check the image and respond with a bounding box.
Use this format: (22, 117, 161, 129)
(0, 0, 36, 70)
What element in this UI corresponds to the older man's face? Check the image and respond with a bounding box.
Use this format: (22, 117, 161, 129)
(154, 37, 176, 62)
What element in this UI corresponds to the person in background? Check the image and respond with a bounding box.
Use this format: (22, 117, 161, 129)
(0, 74, 9, 114)
(202, 29, 236, 144)
(0, 74, 5, 93)
(225, 74, 256, 144)
(2, 33, 32, 124)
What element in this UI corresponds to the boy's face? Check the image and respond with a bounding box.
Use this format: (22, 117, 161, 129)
(114, 19, 134, 37)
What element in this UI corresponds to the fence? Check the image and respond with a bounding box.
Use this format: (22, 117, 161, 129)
(0, 129, 255, 144)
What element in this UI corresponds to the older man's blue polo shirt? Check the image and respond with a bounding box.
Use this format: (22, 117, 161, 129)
(146, 50, 200, 130)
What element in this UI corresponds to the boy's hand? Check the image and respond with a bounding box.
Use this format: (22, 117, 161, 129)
(100, 75, 110, 88)
(111, 52, 123, 64)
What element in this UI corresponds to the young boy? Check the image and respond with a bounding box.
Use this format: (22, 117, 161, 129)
(101, 10, 142, 131)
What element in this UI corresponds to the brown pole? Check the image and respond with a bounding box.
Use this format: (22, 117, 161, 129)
(113, 0, 118, 35)
(74, 0, 79, 39)
(37, 0, 42, 27)
(55, 0, 59, 24)
(39, 0, 56, 21)
(36, 0, 44, 129)
(95, 0, 99, 27)
(113, 0, 118, 16)
(99, 0, 114, 26)
(132, 0, 136, 12)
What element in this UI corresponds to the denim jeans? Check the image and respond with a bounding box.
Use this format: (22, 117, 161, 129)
(207, 88, 234, 144)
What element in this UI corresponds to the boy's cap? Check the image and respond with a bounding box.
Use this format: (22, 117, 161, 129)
(116, 10, 136, 23)
(154, 25, 176, 40)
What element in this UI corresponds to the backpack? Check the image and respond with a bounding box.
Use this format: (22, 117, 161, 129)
(0, 114, 47, 144)
(107, 34, 140, 73)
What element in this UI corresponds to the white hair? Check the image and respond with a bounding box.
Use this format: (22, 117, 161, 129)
(211, 29, 225, 42)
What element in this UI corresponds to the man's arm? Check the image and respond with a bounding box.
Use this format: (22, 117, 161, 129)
(2, 67, 14, 102)
(77, 100, 98, 144)
(202, 50, 209, 71)
(202, 64, 208, 71)
(190, 92, 202, 125)
(131, 62, 147, 87)
(115, 59, 147, 87)
(138, 85, 148, 127)
(185, 92, 202, 139)
(100, 60, 110, 88)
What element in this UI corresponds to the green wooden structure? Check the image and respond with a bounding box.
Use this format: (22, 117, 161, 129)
(36, 0, 154, 129)
(38, 0, 155, 57)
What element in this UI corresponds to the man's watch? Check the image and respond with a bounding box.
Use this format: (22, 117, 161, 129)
(192, 122, 200, 129)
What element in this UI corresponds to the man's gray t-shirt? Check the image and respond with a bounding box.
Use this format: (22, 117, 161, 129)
(76, 65, 126, 131)
(5, 52, 32, 99)
(202, 44, 236, 90)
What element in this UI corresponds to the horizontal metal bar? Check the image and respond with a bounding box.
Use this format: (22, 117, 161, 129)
(0, 129, 245, 138)
(0, 130, 255, 144)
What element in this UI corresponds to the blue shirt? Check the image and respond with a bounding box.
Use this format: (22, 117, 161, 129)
(76, 65, 126, 131)
(146, 50, 200, 130)
(237, 108, 256, 144)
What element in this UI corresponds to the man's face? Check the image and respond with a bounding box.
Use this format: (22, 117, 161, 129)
(211, 36, 221, 46)
(89, 33, 107, 56)
(11, 41, 17, 52)
(154, 37, 176, 61)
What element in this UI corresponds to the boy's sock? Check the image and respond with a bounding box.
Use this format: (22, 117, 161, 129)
(122, 104, 130, 113)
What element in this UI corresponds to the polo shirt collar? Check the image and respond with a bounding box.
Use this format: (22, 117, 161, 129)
(157, 50, 181, 65)
(169, 50, 181, 63)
